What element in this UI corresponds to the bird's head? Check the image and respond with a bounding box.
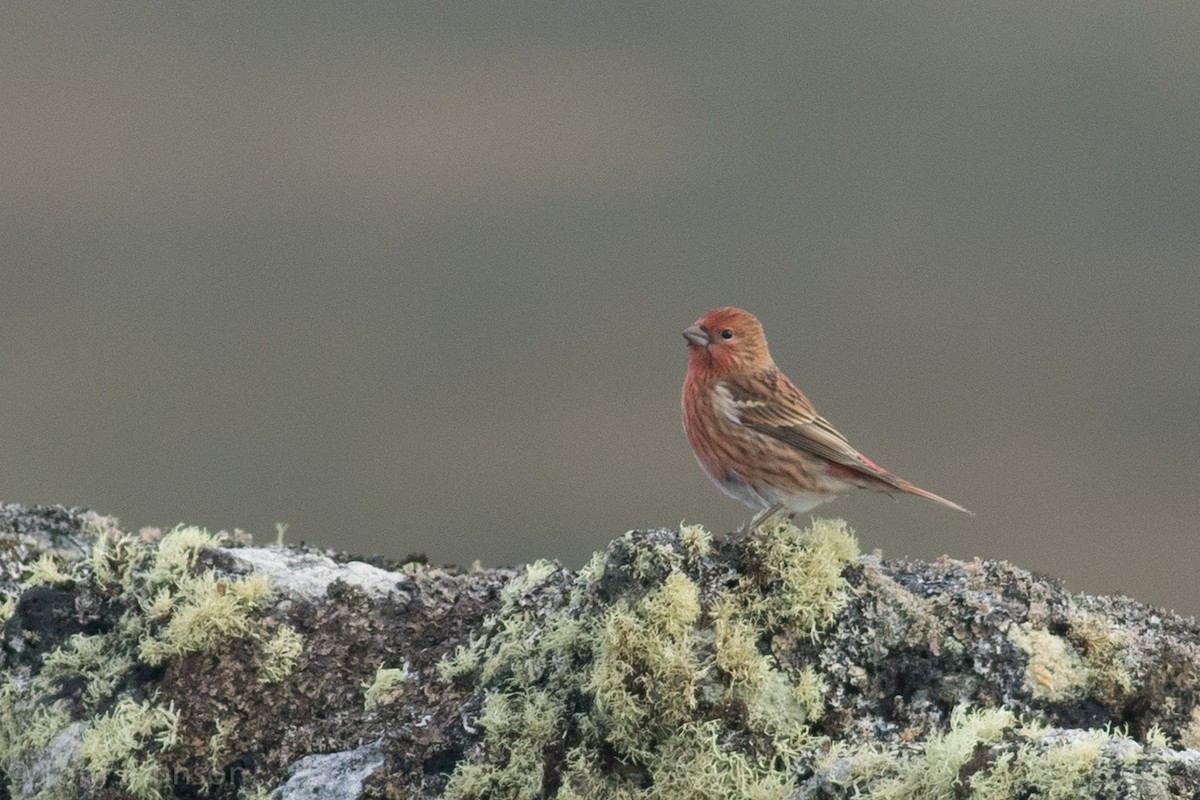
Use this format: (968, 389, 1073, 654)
(682, 307, 774, 377)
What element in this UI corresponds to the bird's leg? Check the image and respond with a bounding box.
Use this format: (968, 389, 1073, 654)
(752, 503, 785, 531)
(733, 502, 785, 541)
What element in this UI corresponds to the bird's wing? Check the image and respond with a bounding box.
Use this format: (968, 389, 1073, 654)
(720, 371, 903, 488)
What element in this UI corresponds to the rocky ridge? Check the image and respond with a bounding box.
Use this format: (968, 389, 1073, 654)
(1, 502, 1198, 799)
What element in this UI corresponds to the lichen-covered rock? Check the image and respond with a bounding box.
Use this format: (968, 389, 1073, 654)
(1, 502, 1198, 799)
(0, 503, 508, 799)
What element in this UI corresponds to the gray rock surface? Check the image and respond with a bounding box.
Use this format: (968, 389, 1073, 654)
(274, 740, 385, 800)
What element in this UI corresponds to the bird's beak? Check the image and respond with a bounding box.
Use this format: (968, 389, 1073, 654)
(682, 325, 709, 348)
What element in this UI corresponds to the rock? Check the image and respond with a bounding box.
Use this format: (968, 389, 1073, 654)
(1, 502, 1198, 799)
(274, 740, 385, 800)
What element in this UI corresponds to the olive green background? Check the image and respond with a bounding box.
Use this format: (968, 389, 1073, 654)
(4, 3, 1198, 614)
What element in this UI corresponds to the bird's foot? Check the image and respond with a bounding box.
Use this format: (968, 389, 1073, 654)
(727, 503, 785, 543)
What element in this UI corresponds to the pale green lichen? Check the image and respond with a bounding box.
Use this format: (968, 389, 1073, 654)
(1065, 609, 1134, 707)
(207, 716, 238, 776)
(439, 634, 489, 683)
(504, 559, 559, 600)
(1, 522, 294, 799)
(90, 528, 150, 588)
(23, 551, 77, 587)
(80, 697, 179, 800)
(258, 624, 304, 684)
(441, 519, 1159, 799)
(679, 522, 714, 559)
(1010, 625, 1090, 702)
(1011, 610, 1136, 709)
(733, 517, 860, 638)
(1145, 724, 1169, 749)
(138, 571, 273, 665)
(451, 689, 562, 800)
(1013, 729, 1111, 800)
(586, 571, 705, 759)
(866, 706, 1015, 799)
(442, 519, 853, 800)
(0, 591, 16, 627)
(364, 664, 411, 710)
(146, 526, 219, 586)
(848, 708, 1142, 800)
(42, 632, 135, 711)
(0, 676, 73, 761)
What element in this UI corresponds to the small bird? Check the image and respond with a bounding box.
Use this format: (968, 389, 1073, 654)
(681, 307, 971, 533)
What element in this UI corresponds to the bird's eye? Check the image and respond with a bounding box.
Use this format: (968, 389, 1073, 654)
(720, 329, 734, 340)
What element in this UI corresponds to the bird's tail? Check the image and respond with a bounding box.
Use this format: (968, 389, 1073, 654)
(895, 479, 974, 516)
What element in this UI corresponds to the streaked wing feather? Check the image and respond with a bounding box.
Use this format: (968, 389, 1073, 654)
(722, 372, 902, 488)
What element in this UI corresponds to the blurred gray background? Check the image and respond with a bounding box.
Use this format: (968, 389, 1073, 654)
(3, 3, 1198, 614)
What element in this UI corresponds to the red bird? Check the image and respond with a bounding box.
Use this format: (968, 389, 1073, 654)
(681, 307, 971, 531)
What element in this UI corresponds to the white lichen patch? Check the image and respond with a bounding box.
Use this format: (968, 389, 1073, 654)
(19, 722, 83, 798)
(230, 547, 408, 599)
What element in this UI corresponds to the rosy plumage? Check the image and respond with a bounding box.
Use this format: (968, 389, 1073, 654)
(681, 307, 971, 528)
